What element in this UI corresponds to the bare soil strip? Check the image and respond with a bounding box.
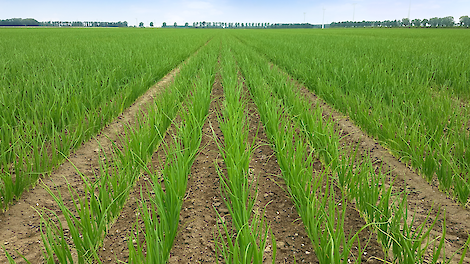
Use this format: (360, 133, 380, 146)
(165, 74, 223, 263)
(0, 65, 181, 263)
(286, 76, 470, 261)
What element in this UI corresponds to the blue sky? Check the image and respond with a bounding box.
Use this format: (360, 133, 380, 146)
(1, 0, 469, 27)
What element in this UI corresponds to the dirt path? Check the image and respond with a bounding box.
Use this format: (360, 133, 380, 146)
(289, 75, 470, 262)
(165, 74, 223, 263)
(0, 65, 180, 263)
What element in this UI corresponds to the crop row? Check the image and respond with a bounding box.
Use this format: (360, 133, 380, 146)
(228, 34, 468, 263)
(213, 41, 274, 263)
(231, 28, 470, 206)
(4, 37, 218, 263)
(2, 29, 469, 263)
(0, 28, 214, 211)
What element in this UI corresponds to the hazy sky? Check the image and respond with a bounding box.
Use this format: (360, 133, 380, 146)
(1, 0, 469, 27)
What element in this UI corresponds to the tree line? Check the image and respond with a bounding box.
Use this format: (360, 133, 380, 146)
(0, 18, 128, 27)
(162, 22, 272, 28)
(330, 15, 470, 28)
(3, 16, 469, 29)
(161, 21, 324, 28)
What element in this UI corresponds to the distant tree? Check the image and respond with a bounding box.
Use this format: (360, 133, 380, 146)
(402, 18, 410, 27)
(185, 22, 189, 27)
(421, 18, 429, 27)
(0, 18, 40, 26)
(460, 15, 470, 27)
(150, 22, 154, 27)
(162, 22, 167, 27)
(411, 18, 421, 27)
(174, 22, 177, 27)
(391, 20, 400, 27)
(429, 17, 440, 27)
(25, 18, 41, 26)
(139, 22, 144, 27)
(441, 16, 454, 27)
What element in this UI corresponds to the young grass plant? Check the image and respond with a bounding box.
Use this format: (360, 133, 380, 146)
(304, 175, 369, 264)
(128, 49, 216, 263)
(335, 149, 467, 263)
(127, 98, 207, 264)
(37, 148, 138, 263)
(212, 46, 275, 263)
(128, 137, 191, 264)
(213, 205, 275, 264)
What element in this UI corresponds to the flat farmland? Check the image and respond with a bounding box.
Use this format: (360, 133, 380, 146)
(0, 28, 469, 263)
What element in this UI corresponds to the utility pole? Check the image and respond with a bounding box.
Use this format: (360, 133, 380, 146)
(408, 0, 412, 20)
(352, 3, 357, 22)
(322, 8, 326, 29)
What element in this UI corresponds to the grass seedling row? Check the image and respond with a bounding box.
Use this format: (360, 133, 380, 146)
(213, 43, 275, 263)
(229, 35, 468, 263)
(127, 40, 218, 263)
(230, 29, 470, 207)
(0, 29, 216, 211)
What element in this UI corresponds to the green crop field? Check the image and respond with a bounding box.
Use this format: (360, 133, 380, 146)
(231, 28, 470, 206)
(1, 27, 469, 264)
(0, 28, 214, 210)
